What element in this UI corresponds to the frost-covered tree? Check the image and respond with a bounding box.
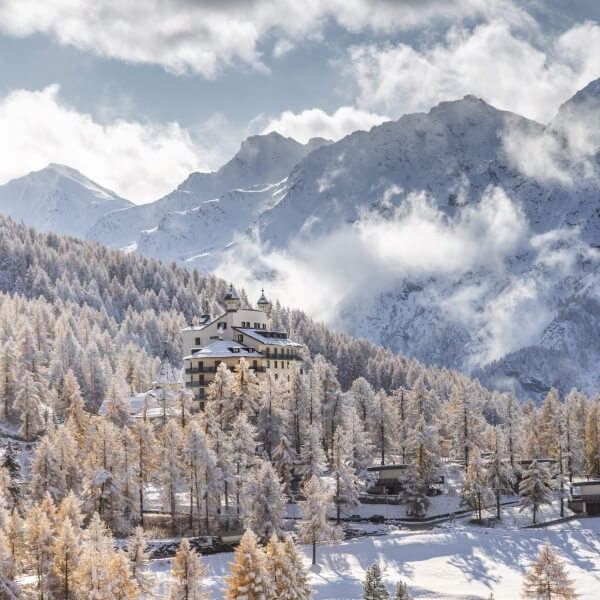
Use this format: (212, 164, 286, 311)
(30, 435, 67, 504)
(331, 427, 359, 524)
(15, 371, 43, 441)
(131, 417, 158, 528)
(298, 422, 327, 482)
(160, 419, 184, 535)
(225, 529, 274, 600)
(230, 413, 258, 522)
(50, 517, 80, 600)
(297, 476, 339, 565)
(448, 382, 484, 466)
(24, 503, 54, 600)
(363, 562, 389, 600)
(462, 452, 494, 523)
(1, 443, 21, 508)
(273, 436, 296, 497)
(168, 539, 208, 600)
(126, 526, 155, 598)
(583, 400, 600, 477)
(486, 430, 516, 520)
(241, 460, 287, 541)
(519, 460, 553, 525)
(109, 549, 140, 600)
(232, 358, 260, 417)
(393, 581, 412, 600)
(264, 535, 312, 600)
(521, 541, 578, 600)
(368, 389, 397, 465)
(3, 509, 24, 578)
(256, 375, 288, 461)
(205, 362, 236, 433)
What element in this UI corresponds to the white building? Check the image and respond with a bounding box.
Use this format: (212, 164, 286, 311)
(182, 285, 303, 409)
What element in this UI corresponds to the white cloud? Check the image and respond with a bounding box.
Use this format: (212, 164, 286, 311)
(261, 106, 389, 143)
(216, 186, 529, 323)
(0, 0, 525, 77)
(349, 20, 600, 123)
(0, 85, 220, 203)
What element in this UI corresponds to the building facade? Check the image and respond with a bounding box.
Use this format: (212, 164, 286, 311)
(182, 285, 303, 409)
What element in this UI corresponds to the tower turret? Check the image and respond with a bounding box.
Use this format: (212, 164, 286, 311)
(223, 284, 240, 311)
(257, 288, 270, 312)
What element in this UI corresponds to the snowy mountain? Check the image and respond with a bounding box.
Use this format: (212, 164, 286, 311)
(2, 83, 600, 400)
(0, 164, 133, 238)
(86, 132, 330, 262)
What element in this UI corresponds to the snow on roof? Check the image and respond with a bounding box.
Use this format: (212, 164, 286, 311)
(184, 339, 265, 360)
(223, 284, 240, 301)
(235, 327, 302, 347)
(153, 355, 181, 385)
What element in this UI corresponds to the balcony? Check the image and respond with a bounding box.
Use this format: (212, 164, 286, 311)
(185, 381, 201, 388)
(185, 366, 216, 374)
(250, 366, 267, 373)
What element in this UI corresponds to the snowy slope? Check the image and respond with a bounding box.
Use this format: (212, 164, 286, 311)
(149, 517, 600, 600)
(87, 132, 330, 252)
(0, 164, 133, 238)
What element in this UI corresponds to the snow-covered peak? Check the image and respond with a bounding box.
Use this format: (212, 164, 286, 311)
(0, 164, 133, 238)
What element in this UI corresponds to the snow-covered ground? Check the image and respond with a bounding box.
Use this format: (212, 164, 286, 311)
(150, 516, 600, 600)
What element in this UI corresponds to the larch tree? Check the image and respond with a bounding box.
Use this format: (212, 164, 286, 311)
(265, 534, 313, 600)
(331, 426, 359, 524)
(256, 375, 288, 461)
(521, 541, 578, 600)
(159, 419, 184, 535)
(393, 581, 413, 600)
(232, 358, 260, 418)
(583, 399, 600, 477)
(205, 362, 236, 433)
(297, 476, 340, 565)
(224, 529, 274, 600)
(15, 370, 43, 441)
(273, 436, 296, 497)
(50, 517, 80, 600)
(298, 422, 327, 482)
(126, 526, 155, 598)
(29, 435, 67, 504)
(131, 416, 158, 528)
(462, 452, 494, 523)
(485, 430, 516, 520)
(230, 413, 258, 523)
(519, 460, 553, 525)
(57, 492, 84, 535)
(367, 389, 397, 465)
(168, 539, 209, 600)
(363, 562, 390, 600)
(241, 459, 287, 541)
(537, 389, 561, 459)
(24, 504, 54, 600)
(448, 382, 484, 467)
(0, 342, 18, 421)
(109, 550, 140, 600)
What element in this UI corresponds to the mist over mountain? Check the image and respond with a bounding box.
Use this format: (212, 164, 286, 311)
(3, 82, 600, 401)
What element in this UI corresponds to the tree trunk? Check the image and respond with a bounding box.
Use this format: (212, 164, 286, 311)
(312, 536, 316, 565)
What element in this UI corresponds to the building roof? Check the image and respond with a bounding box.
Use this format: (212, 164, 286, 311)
(235, 327, 302, 347)
(153, 354, 181, 385)
(257, 289, 269, 305)
(224, 284, 240, 301)
(184, 339, 265, 360)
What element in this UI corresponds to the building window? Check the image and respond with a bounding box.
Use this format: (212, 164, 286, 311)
(262, 324, 266, 329)
(274, 361, 278, 368)
(195, 337, 201, 345)
(238, 334, 243, 342)
(267, 360, 270, 367)
(275, 374, 279, 379)
(287, 362, 289, 369)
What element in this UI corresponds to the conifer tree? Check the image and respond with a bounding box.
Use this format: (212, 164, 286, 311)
(29, 435, 67, 504)
(126, 526, 155, 598)
(0, 344, 18, 422)
(24, 504, 54, 600)
(265, 534, 312, 600)
(131, 417, 158, 528)
(519, 460, 553, 525)
(3, 509, 25, 579)
(363, 562, 389, 600)
(521, 541, 578, 600)
(393, 581, 412, 600)
(448, 382, 484, 466)
(230, 413, 258, 523)
(232, 358, 260, 417)
(256, 375, 288, 461)
(51, 517, 80, 600)
(241, 460, 287, 541)
(462, 452, 494, 523)
(15, 371, 43, 441)
(205, 362, 236, 433)
(109, 549, 140, 600)
(225, 529, 274, 600)
(331, 426, 359, 524)
(168, 539, 208, 600)
(486, 430, 516, 520)
(583, 400, 600, 477)
(297, 476, 339, 565)
(368, 389, 397, 465)
(160, 419, 184, 534)
(58, 492, 84, 535)
(1, 444, 21, 508)
(273, 436, 296, 497)
(298, 422, 327, 482)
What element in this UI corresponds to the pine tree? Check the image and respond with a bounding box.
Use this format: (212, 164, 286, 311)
(448, 382, 484, 466)
(297, 476, 340, 565)
(0, 343, 18, 422)
(281, 536, 313, 600)
(521, 541, 578, 599)
(131, 417, 158, 528)
(368, 389, 397, 465)
(273, 436, 296, 497)
(232, 358, 260, 417)
(230, 413, 258, 524)
(205, 362, 236, 433)
(29, 435, 67, 503)
(159, 419, 184, 534)
(519, 460, 553, 525)
(168, 539, 208, 600)
(224, 529, 274, 600)
(298, 422, 327, 482)
(393, 580, 412, 600)
(363, 562, 389, 600)
(256, 375, 288, 461)
(15, 371, 43, 441)
(3, 509, 25, 579)
(583, 400, 600, 477)
(241, 460, 287, 541)
(57, 492, 84, 535)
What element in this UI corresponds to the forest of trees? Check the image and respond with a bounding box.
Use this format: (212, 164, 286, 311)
(0, 216, 597, 597)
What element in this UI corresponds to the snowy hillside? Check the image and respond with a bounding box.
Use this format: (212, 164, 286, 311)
(0, 164, 132, 238)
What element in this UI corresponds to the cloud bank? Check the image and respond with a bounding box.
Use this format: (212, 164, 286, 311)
(0, 85, 220, 203)
(0, 0, 525, 76)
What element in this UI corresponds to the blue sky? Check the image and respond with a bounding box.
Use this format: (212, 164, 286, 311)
(0, 0, 599, 203)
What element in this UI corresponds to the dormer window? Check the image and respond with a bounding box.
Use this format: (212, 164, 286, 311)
(230, 347, 240, 353)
